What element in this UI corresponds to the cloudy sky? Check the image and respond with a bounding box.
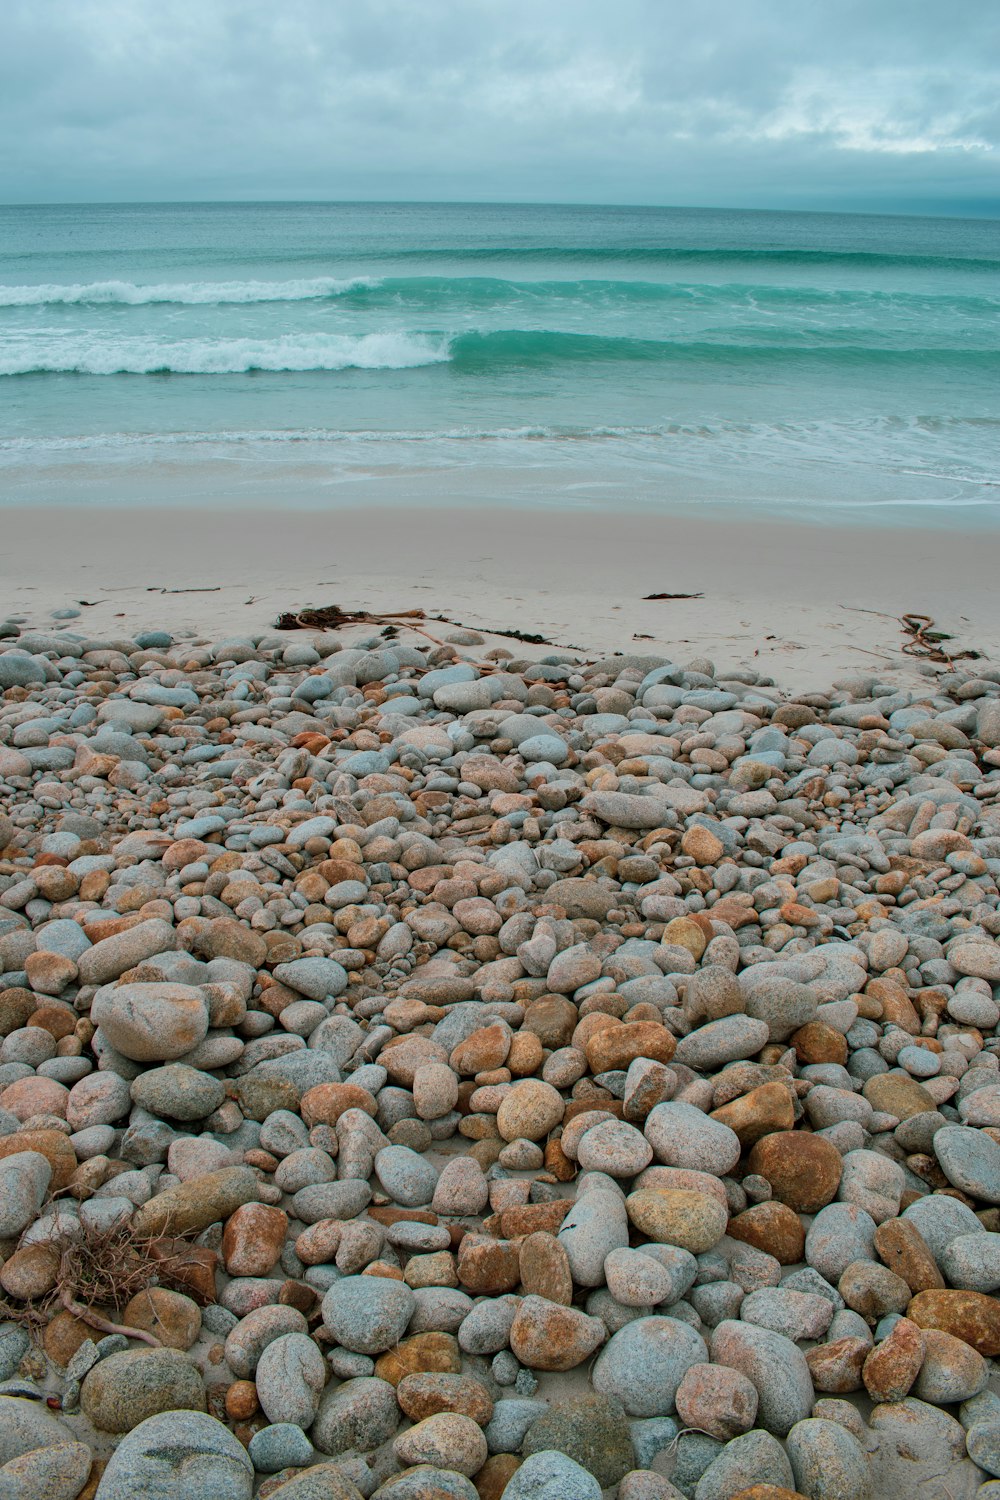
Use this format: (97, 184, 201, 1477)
(3, 0, 998, 212)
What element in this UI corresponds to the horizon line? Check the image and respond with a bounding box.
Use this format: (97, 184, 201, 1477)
(1, 195, 999, 223)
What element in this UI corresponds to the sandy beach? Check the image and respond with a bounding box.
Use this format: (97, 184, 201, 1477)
(4, 503, 996, 694)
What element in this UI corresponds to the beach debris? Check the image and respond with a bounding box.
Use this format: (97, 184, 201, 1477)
(643, 591, 704, 600)
(901, 612, 981, 665)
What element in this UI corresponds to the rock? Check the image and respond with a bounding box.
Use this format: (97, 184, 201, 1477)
(121, 1288, 202, 1350)
(748, 1133, 843, 1213)
(727, 1202, 805, 1265)
(130, 1166, 259, 1237)
(862, 1316, 924, 1401)
(497, 1080, 565, 1142)
(644, 1102, 741, 1175)
(592, 1316, 707, 1417)
(222, 1202, 288, 1276)
(80, 1348, 207, 1432)
(710, 1322, 814, 1437)
(674, 1016, 770, 1071)
(312, 1377, 400, 1456)
(519, 1232, 574, 1305)
(321, 1276, 415, 1354)
(522, 1393, 635, 1488)
(255, 1331, 327, 1425)
(940, 1231, 1000, 1293)
(78, 919, 179, 986)
(907, 1288, 1000, 1355)
(509, 1296, 606, 1371)
(785, 1418, 871, 1500)
(224, 1306, 309, 1378)
(557, 1189, 630, 1287)
(0, 1149, 52, 1237)
(498, 1450, 602, 1499)
(374, 1332, 461, 1386)
(393, 1412, 488, 1477)
(94, 1410, 253, 1500)
(626, 1189, 729, 1254)
(863, 1074, 936, 1121)
(711, 1082, 795, 1148)
(933, 1125, 1000, 1204)
(91, 982, 208, 1062)
(868, 1398, 980, 1500)
(872, 1217, 945, 1294)
(694, 1430, 795, 1500)
(0, 1439, 93, 1500)
(912, 1328, 988, 1403)
(675, 1363, 758, 1441)
(247, 1423, 315, 1473)
(0, 1395, 76, 1464)
(396, 1372, 493, 1426)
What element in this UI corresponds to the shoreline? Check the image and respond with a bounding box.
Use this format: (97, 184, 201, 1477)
(4, 502, 998, 694)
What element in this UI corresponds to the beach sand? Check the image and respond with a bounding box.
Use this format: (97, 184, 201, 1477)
(3, 504, 996, 692)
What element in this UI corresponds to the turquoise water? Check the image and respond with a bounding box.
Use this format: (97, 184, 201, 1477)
(1, 201, 998, 520)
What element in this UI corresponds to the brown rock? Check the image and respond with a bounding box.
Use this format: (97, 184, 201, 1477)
(862, 1073, 936, 1120)
(225, 1380, 260, 1420)
(507, 1030, 545, 1076)
(838, 1261, 912, 1322)
(730, 1490, 808, 1500)
(496, 1079, 565, 1142)
(804, 1336, 869, 1393)
(457, 1237, 521, 1294)
(584, 1021, 675, 1074)
(682, 826, 725, 865)
(222, 1203, 289, 1276)
(121, 1287, 202, 1350)
(675, 1361, 758, 1440)
(375, 1332, 461, 1387)
(509, 1295, 605, 1371)
(873, 1217, 945, 1293)
(496, 1200, 572, 1238)
(27, 1003, 78, 1038)
(907, 1288, 1000, 1355)
(727, 1201, 805, 1264)
(862, 1316, 924, 1401)
(0, 1240, 60, 1300)
(43, 1309, 96, 1366)
(0, 1074, 68, 1120)
(475, 1454, 521, 1500)
(710, 1082, 795, 1148)
(790, 1022, 848, 1067)
(397, 1371, 494, 1426)
(519, 1232, 573, 1305)
(145, 1237, 219, 1306)
(450, 1024, 512, 1076)
(299, 1082, 377, 1127)
(521, 996, 578, 1049)
(0, 988, 36, 1036)
(130, 1165, 259, 1238)
(747, 1132, 843, 1213)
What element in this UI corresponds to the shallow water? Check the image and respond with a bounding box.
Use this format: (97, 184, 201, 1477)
(1, 201, 998, 522)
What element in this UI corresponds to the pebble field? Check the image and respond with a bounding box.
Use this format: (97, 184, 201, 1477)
(2, 614, 1000, 1500)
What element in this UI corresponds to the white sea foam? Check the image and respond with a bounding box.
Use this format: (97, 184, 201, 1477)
(0, 330, 450, 375)
(0, 276, 379, 307)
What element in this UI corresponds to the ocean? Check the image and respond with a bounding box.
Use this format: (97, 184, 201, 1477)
(1, 200, 998, 522)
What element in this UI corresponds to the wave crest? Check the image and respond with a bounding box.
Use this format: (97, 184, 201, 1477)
(0, 276, 379, 307)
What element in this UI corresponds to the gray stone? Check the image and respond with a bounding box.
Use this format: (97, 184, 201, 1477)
(247, 1423, 316, 1473)
(130, 1064, 226, 1121)
(312, 1376, 399, 1456)
(694, 1429, 794, 1500)
(500, 1450, 602, 1500)
(0, 1151, 52, 1238)
(94, 1410, 253, 1500)
(374, 1145, 439, 1207)
(941, 1232, 1000, 1293)
(321, 1276, 414, 1354)
(592, 1316, 707, 1417)
(81, 1348, 206, 1433)
(0, 1396, 76, 1465)
(644, 1102, 741, 1174)
(673, 1016, 770, 1071)
(934, 1126, 1000, 1204)
(557, 1188, 630, 1287)
(254, 1332, 327, 1426)
(522, 1393, 635, 1487)
(786, 1417, 871, 1500)
(709, 1321, 813, 1437)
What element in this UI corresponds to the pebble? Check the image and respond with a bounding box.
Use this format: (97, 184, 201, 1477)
(5, 626, 1000, 1492)
(94, 1410, 253, 1500)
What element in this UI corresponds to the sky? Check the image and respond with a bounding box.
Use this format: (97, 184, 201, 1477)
(3, 0, 998, 213)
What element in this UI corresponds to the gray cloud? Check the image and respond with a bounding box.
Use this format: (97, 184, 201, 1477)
(3, 0, 998, 209)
